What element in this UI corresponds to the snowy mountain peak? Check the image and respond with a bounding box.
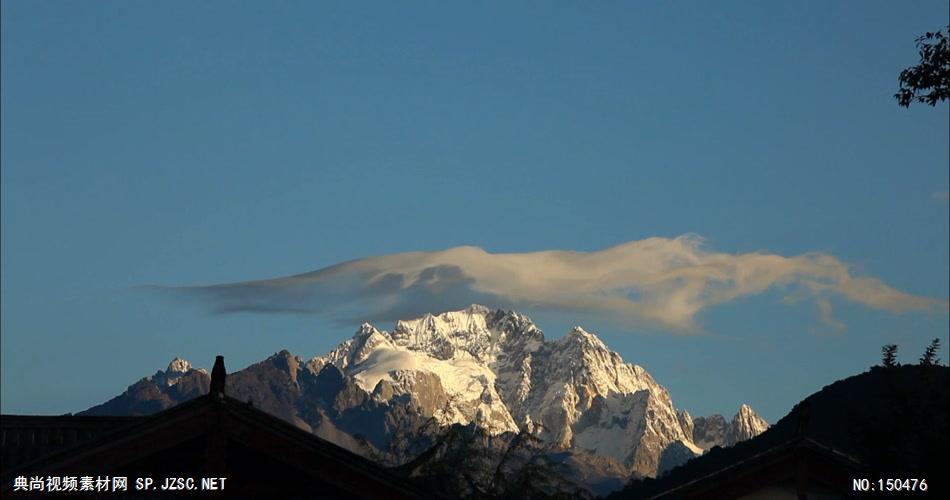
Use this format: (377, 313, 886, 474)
(730, 403, 769, 442)
(308, 307, 767, 477)
(150, 357, 205, 388)
(570, 325, 592, 336)
(562, 326, 608, 349)
(690, 404, 769, 451)
(383, 305, 537, 363)
(393, 305, 491, 334)
(166, 357, 192, 373)
(356, 322, 379, 337)
(83, 306, 773, 490)
(463, 303, 491, 314)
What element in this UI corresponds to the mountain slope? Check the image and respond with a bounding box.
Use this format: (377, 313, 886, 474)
(610, 364, 950, 498)
(80, 305, 769, 494)
(690, 404, 769, 450)
(82, 358, 209, 416)
(309, 306, 723, 476)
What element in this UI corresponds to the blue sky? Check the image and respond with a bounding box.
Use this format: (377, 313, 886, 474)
(2, 1, 947, 423)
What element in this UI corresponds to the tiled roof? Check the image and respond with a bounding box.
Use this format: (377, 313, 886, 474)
(1, 415, 142, 471)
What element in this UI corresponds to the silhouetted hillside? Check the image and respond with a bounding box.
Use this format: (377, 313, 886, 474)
(610, 364, 949, 498)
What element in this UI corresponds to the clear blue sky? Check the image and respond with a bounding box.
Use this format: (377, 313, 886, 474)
(2, 0, 947, 423)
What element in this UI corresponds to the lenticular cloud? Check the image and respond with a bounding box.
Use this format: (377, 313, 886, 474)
(159, 234, 947, 331)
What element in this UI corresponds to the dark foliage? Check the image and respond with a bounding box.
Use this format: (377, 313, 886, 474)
(895, 26, 950, 107)
(919, 337, 942, 366)
(881, 344, 899, 368)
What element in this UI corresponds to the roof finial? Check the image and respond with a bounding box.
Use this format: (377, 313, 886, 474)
(210, 355, 226, 397)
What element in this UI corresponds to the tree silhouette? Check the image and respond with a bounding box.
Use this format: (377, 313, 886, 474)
(895, 26, 950, 107)
(919, 338, 942, 366)
(881, 344, 899, 368)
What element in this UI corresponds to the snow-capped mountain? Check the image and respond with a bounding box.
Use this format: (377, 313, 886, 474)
(691, 404, 769, 450)
(728, 403, 770, 444)
(309, 305, 715, 476)
(81, 305, 768, 494)
(82, 358, 209, 416)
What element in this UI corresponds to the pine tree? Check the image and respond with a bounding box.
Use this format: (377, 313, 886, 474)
(919, 338, 942, 366)
(882, 344, 899, 368)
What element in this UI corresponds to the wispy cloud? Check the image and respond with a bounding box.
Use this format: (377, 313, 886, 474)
(816, 298, 847, 331)
(153, 235, 948, 332)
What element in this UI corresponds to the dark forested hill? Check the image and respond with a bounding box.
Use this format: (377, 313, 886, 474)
(610, 364, 949, 498)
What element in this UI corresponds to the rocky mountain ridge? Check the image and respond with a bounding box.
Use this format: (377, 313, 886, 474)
(81, 306, 768, 495)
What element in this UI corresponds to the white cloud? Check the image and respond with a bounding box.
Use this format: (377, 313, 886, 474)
(161, 234, 948, 331)
(816, 298, 846, 331)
